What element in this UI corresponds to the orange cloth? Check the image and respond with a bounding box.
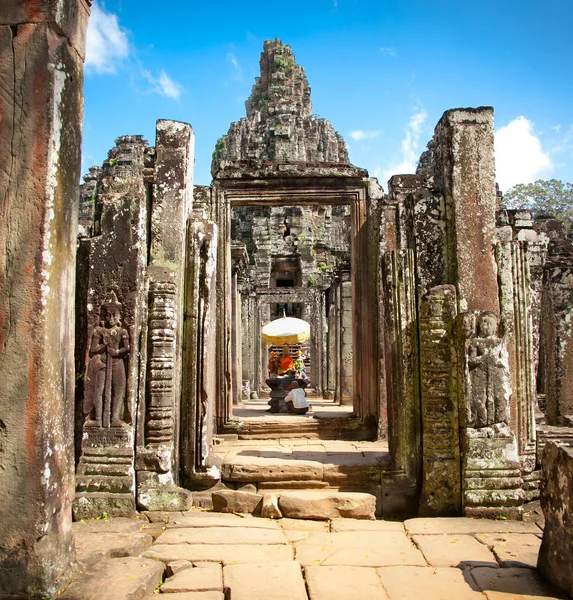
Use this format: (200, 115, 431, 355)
(278, 356, 294, 373)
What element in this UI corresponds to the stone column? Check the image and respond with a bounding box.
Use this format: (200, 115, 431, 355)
(541, 237, 573, 425)
(432, 107, 499, 313)
(0, 1, 90, 596)
(340, 271, 354, 403)
(419, 285, 461, 516)
(135, 120, 194, 511)
(74, 136, 149, 520)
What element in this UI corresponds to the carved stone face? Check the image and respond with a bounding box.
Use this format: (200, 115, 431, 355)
(478, 313, 498, 338)
(106, 308, 120, 327)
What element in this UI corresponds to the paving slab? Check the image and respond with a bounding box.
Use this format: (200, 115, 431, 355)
(280, 518, 329, 531)
(305, 565, 388, 600)
(279, 490, 376, 520)
(144, 594, 224, 600)
(223, 561, 307, 600)
(168, 512, 279, 530)
(60, 557, 164, 600)
(377, 566, 484, 600)
(72, 517, 149, 534)
(73, 531, 154, 566)
(160, 565, 223, 593)
(405, 517, 540, 536)
(143, 543, 293, 565)
(222, 455, 323, 482)
(158, 526, 287, 545)
(412, 534, 498, 568)
(330, 518, 404, 532)
(474, 533, 542, 568)
(295, 531, 426, 567)
(470, 566, 567, 599)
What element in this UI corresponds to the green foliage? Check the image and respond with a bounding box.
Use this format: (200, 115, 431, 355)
(212, 137, 227, 159)
(503, 179, 573, 227)
(308, 275, 317, 287)
(274, 55, 293, 71)
(109, 158, 117, 167)
(317, 261, 333, 273)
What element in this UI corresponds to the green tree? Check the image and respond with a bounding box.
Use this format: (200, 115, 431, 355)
(503, 179, 573, 228)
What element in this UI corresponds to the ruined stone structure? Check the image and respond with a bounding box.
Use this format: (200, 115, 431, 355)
(3, 15, 573, 595)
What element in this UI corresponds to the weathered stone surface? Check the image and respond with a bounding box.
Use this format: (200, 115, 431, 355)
(405, 517, 539, 535)
(160, 565, 223, 593)
(279, 518, 329, 531)
(278, 491, 376, 520)
(330, 518, 404, 532)
(470, 566, 565, 599)
(261, 493, 283, 518)
(60, 557, 164, 600)
(143, 544, 293, 565)
(305, 565, 388, 600)
(167, 560, 194, 576)
(412, 534, 497, 568)
(221, 456, 323, 482)
(73, 531, 153, 567)
(475, 533, 541, 568)
(158, 526, 287, 546)
(137, 487, 193, 512)
(168, 512, 279, 530)
(378, 566, 484, 599)
(223, 561, 307, 600)
(0, 2, 90, 596)
(295, 531, 426, 567)
(145, 594, 223, 600)
(537, 442, 573, 598)
(211, 489, 263, 514)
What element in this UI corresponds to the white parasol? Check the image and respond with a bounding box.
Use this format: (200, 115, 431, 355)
(261, 316, 310, 346)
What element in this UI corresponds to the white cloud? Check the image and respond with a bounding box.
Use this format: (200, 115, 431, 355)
(380, 108, 428, 183)
(85, 2, 130, 74)
(380, 47, 397, 57)
(495, 116, 552, 191)
(227, 52, 243, 81)
(349, 130, 382, 142)
(142, 69, 183, 100)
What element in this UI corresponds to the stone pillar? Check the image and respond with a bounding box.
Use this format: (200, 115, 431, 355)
(135, 120, 194, 511)
(0, 1, 90, 595)
(74, 136, 149, 520)
(180, 220, 218, 487)
(419, 285, 461, 516)
(460, 310, 525, 518)
(541, 237, 573, 426)
(537, 441, 573, 599)
(340, 271, 354, 403)
(433, 107, 499, 313)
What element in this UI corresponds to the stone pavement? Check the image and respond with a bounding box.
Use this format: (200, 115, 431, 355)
(59, 510, 568, 599)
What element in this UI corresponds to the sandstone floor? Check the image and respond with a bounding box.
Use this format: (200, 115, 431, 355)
(60, 510, 566, 599)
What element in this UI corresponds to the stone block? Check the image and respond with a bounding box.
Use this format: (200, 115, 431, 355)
(167, 512, 280, 530)
(167, 560, 194, 576)
(158, 526, 287, 546)
(223, 562, 307, 600)
(161, 565, 223, 593)
(378, 566, 484, 599)
(137, 487, 193, 512)
(305, 565, 389, 600)
(404, 517, 539, 536)
(211, 489, 263, 514)
(411, 534, 497, 568)
(143, 544, 293, 565)
(537, 442, 573, 598)
(73, 531, 153, 567)
(145, 593, 223, 600)
(470, 567, 565, 599)
(261, 493, 283, 518)
(278, 491, 376, 520)
(474, 533, 541, 568)
(330, 518, 404, 532)
(73, 493, 137, 520)
(59, 557, 164, 600)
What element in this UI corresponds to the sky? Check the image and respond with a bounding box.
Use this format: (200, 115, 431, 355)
(82, 0, 573, 192)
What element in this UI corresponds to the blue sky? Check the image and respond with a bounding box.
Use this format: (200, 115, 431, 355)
(83, 0, 573, 191)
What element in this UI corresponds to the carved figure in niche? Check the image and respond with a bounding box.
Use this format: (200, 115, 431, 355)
(268, 351, 278, 378)
(294, 350, 307, 379)
(467, 311, 509, 428)
(84, 292, 130, 427)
